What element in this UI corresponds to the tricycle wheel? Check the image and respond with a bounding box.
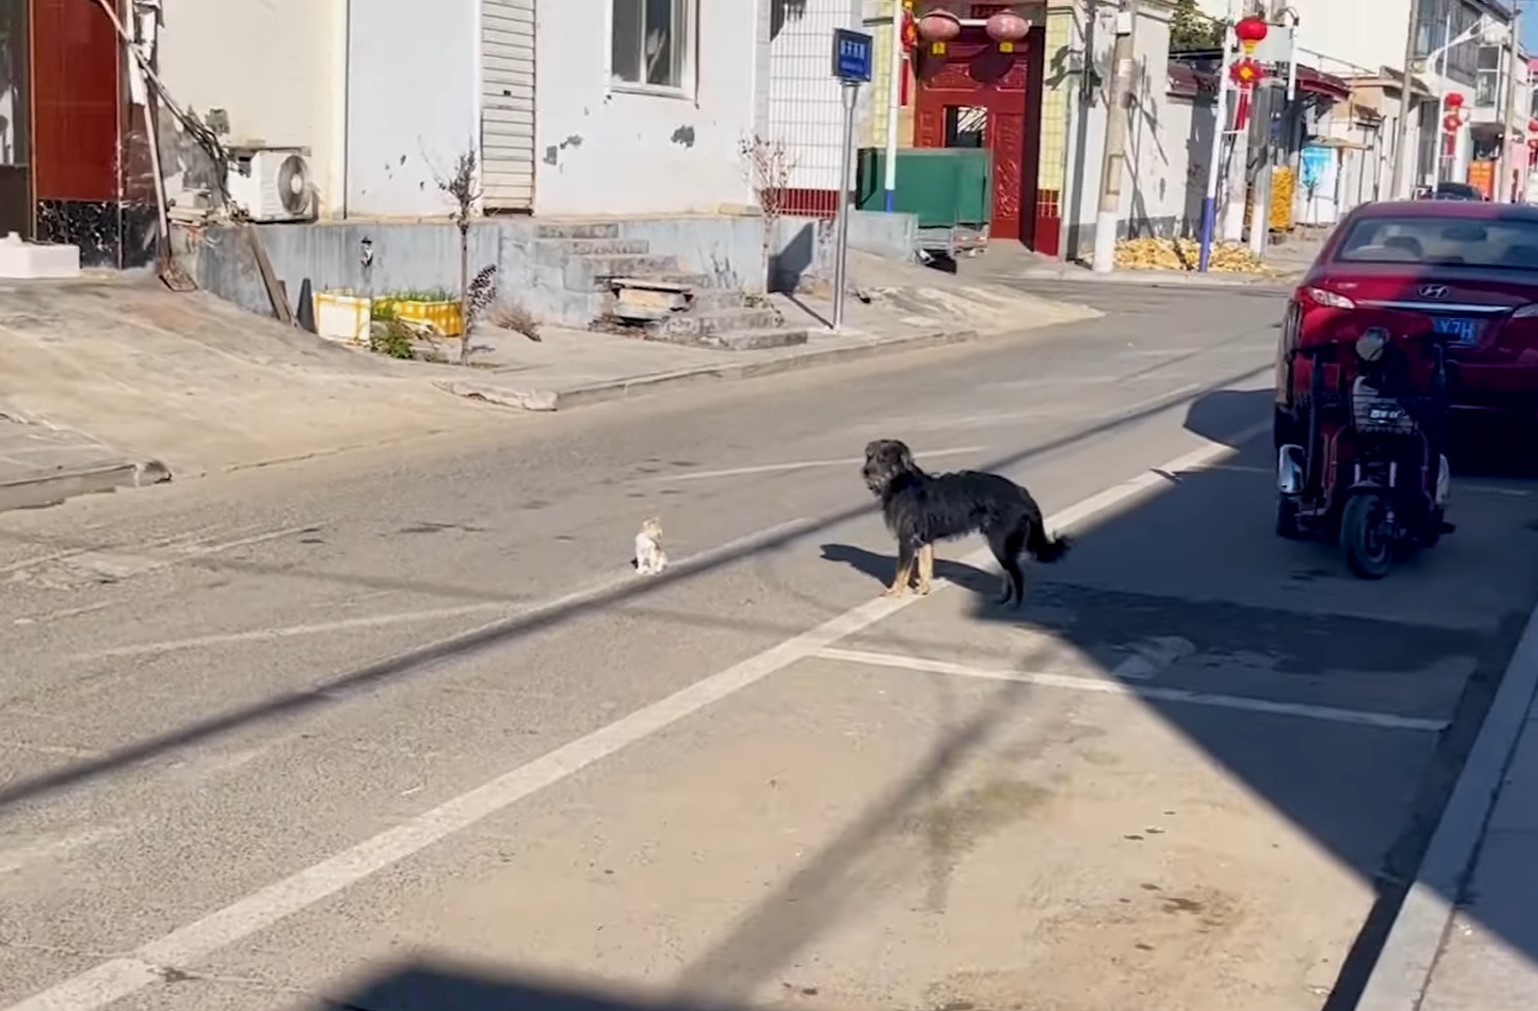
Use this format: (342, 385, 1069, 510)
(1341, 493, 1394, 580)
(1275, 494, 1303, 540)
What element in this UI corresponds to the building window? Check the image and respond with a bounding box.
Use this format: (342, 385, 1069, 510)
(611, 0, 691, 92)
(1413, 0, 1484, 85)
(1475, 44, 1502, 109)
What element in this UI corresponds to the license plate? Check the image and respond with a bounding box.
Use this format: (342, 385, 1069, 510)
(1432, 316, 1479, 346)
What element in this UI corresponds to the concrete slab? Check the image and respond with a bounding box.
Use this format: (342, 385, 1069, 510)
(0, 417, 169, 513)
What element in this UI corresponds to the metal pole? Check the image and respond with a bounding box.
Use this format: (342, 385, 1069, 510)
(1199, 3, 1237, 272)
(1435, 11, 1450, 187)
(1248, 83, 1272, 259)
(882, 1, 905, 212)
(832, 80, 858, 331)
(1497, 7, 1522, 201)
(1090, 0, 1139, 273)
(1390, 0, 1419, 199)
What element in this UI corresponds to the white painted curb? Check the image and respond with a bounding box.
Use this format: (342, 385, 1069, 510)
(1354, 598, 1538, 1009)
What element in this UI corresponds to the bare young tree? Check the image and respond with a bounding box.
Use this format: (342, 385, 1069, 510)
(438, 145, 481, 365)
(738, 135, 797, 291)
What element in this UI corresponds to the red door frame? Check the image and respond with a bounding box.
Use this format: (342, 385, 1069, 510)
(912, 25, 1045, 249)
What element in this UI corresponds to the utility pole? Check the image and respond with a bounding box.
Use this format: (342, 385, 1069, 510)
(1198, 0, 1238, 272)
(1390, 0, 1420, 198)
(1497, 4, 1522, 201)
(1090, 0, 1139, 273)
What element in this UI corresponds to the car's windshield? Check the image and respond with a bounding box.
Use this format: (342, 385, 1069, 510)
(1333, 215, 1538, 270)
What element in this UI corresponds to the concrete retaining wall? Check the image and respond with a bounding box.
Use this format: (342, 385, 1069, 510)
(183, 209, 918, 326)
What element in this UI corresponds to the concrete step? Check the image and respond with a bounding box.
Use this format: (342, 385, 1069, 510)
(648, 305, 784, 340)
(648, 326, 808, 352)
(533, 238, 651, 265)
(536, 222, 621, 240)
(564, 254, 682, 290)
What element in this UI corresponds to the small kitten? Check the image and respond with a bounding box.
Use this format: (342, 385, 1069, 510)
(634, 516, 667, 576)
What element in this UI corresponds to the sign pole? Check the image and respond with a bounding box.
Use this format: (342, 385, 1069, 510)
(830, 28, 874, 332)
(833, 81, 858, 331)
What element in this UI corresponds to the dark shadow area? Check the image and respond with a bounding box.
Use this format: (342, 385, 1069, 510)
(0, 361, 1271, 815)
(910, 384, 1537, 1007)
(306, 959, 729, 1011)
(768, 220, 816, 294)
(818, 542, 995, 597)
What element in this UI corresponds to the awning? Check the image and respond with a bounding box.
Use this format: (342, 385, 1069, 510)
(1167, 58, 1351, 104)
(1294, 65, 1351, 102)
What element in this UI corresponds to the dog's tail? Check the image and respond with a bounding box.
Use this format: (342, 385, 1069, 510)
(1026, 521, 1071, 563)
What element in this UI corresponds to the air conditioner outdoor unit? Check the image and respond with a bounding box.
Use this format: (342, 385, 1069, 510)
(226, 146, 317, 223)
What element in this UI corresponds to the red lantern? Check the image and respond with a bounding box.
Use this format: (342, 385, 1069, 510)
(1529, 119, 1538, 134)
(915, 9, 961, 43)
(1235, 15, 1269, 55)
(1444, 113, 1462, 134)
(1445, 92, 1465, 109)
(984, 11, 1030, 42)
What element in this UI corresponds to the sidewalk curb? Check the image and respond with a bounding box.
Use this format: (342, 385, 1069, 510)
(1007, 267, 1301, 288)
(0, 459, 173, 513)
(440, 325, 990, 412)
(1354, 600, 1538, 1010)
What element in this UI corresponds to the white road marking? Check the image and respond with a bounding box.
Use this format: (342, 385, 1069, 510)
(74, 518, 819, 663)
(1108, 636, 1195, 681)
(2, 419, 1270, 1011)
(1179, 463, 1532, 498)
(74, 604, 519, 660)
(814, 647, 1448, 733)
(650, 445, 988, 483)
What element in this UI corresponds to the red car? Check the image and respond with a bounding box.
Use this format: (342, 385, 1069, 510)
(1275, 199, 1538, 445)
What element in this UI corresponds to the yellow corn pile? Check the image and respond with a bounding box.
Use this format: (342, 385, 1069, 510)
(1270, 167, 1296, 232)
(1113, 237, 1278, 276)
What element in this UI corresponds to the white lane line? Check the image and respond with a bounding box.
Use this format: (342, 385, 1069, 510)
(814, 647, 1449, 733)
(650, 445, 988, 483)
(2, 420, 1270, 1011)
(73, 518, 819, 663)
(1179, 464, 1532, 498)
(73, 604, 519, 661)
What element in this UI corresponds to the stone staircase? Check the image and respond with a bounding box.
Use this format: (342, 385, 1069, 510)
(533, 223, 807, 351)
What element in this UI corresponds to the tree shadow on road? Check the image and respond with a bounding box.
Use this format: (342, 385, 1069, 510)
(301, 958, 733, 1011)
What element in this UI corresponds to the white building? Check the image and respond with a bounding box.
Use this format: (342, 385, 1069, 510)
(151, 0, 762, 221)
(534, 0, 761, 216)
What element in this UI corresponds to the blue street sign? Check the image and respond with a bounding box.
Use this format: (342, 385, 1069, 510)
(832, 28, 873, 83)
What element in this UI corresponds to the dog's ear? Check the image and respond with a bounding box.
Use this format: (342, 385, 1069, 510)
(895, 442, 915, 470)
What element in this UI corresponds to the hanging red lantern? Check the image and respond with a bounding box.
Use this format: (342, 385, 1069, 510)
(1235, 15, 1269, 55)
(901, 9, 919, 52)
(1444, 92, 1465, 109)
(1444, 113, 1462, 134)
(1529, 119, 1538, 134)
(984, 11, 1030, 42)
(915, 9, 961, 42)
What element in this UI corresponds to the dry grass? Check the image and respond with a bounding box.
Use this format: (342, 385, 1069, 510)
(488, 300, 542, 342)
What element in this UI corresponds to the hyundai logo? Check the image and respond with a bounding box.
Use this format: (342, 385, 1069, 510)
(1419, 284, 1449, 299)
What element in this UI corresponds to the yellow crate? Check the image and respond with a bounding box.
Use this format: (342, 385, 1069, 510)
(313, 291, 372, 344)
(374, 298, 463, 338)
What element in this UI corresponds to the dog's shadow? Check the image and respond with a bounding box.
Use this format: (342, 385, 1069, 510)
(820, 543, 999, 596)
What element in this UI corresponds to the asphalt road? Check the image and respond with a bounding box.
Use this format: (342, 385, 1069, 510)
(2, 283, 1537, 1011)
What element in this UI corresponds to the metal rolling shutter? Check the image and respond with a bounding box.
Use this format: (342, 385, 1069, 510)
(481, 0, 535, 210)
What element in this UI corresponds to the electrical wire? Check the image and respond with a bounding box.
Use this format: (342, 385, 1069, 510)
(87, 0, 234, 209)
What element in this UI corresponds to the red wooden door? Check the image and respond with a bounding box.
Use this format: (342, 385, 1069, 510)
(913, 31, 1041, 246)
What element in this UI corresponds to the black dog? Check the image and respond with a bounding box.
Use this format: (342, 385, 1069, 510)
(861, 439, 1069, 607)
